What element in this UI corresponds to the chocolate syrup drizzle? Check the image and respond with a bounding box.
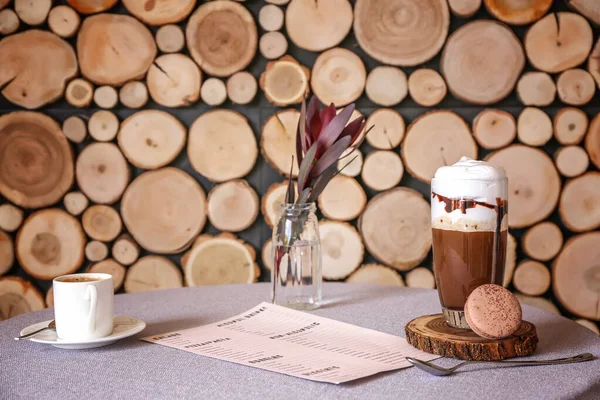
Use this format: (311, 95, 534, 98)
(432, 192, 508, 284)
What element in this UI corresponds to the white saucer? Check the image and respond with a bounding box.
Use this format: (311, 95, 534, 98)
(19, 316, 146, 349)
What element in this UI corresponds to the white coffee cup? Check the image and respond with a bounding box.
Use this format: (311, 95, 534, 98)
(53, 273, 114, 341)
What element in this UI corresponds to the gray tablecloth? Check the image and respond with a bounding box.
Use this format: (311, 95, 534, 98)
(1, 283, 599, 399)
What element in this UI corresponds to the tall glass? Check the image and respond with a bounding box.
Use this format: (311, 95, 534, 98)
(271, 203, 322, 310)
(431, 177, 508, 329)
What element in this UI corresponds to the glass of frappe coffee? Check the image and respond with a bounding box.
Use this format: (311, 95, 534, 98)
(431, 157, 508, 329)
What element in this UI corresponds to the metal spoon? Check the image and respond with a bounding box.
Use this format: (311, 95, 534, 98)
(14, 320, 56, 341)
(406, 353, 595, 376)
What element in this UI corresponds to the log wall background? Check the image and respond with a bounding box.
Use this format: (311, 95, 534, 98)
(0, 0, 599, 333)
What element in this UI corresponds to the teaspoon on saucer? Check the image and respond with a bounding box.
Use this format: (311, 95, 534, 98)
(15, 320, 56, 340)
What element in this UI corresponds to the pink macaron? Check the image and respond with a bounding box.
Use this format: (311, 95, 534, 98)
(465, 284, 522, 339)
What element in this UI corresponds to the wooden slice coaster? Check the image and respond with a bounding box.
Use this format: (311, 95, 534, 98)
(122, 168, 206, 254)
(405, 314, 538, 361)
(517, 107, 552, 147)
(359, 188, 431, 271)
(14, 0, 51, 26)
(448, 0, 481, 17)
(0, 30, 77, 109)
(207, 180, 259, 232)
(111, 234, 139, 266)
(337, 148, 363, 178)
(88, 259, 125, 291)
(346, 264, 404, 286)
(402, 110, 476, 183)
(0, 230, 14, 276)
(186, 1, 257, 77)
(365, 66, 407, 107)
(320, 221, 364, 280)
(260, 56, 309, 107)
(586, 114, 600, 169)
(354, 0, 449, 66)
(125, 256, 182, 293)
(473, 109, 516, 150)
(525, 12, 593, 74)
(318, 175, 366, 221)
(118, 110, 186, 170)
(311, 47, 366, 107)
(123, 0, 194, 26)
(514, 260, 551, 296)
(78, 14, 156, 86)
(188, 110, 258, 182)
(361, 150, 404, 192)
(555, 146, 589, 178)
(559, 172, 600, 232)
(522, 222, 563, 262)
(48, 6, 80, 38)
(76, 142, 130, 205)
(516, 72, 556, 107)
(16, 209, 85, 280)
(0, 9, 19, 35)
(553, 232, 600, 320)
(486, 145, 560, 228)
(441, 20, 524, 105)
(554, 108, 588, 145)
(483, 0, 551, 25)
(0, 276, 45, 321)
(261, 109, 300, 177)
(67, 0, 118, 14)
(227, 72, 257, 105)
(556, 68, 596, 106)
(286, 0, 352, 52)
(82, 205, 122, 242)
(259, 31, 288, 60)
(156, 24, 185, 54)
(119, 81, 148, 109)
(0, 204, 23, 232)
(184, 234, 259, 286)
(407, 69, 447, 107)
(0, 112, 74, 209)
(147, 53, 201, 108)
(66, 78, 94, 108)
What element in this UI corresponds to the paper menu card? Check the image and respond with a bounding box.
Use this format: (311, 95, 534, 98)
(141, 302, 438, 384)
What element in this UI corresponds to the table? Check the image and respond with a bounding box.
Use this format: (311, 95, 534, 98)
(1, 283, 599, 399)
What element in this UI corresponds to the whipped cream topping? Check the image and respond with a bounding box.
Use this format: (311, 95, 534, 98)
(433, 157, 506, 181)
(431, 157, 507, 232)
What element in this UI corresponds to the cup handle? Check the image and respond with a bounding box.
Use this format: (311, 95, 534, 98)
(85, 285, 98, 333)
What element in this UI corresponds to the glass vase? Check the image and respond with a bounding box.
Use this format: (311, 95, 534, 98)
(271, 203, 322, 310)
